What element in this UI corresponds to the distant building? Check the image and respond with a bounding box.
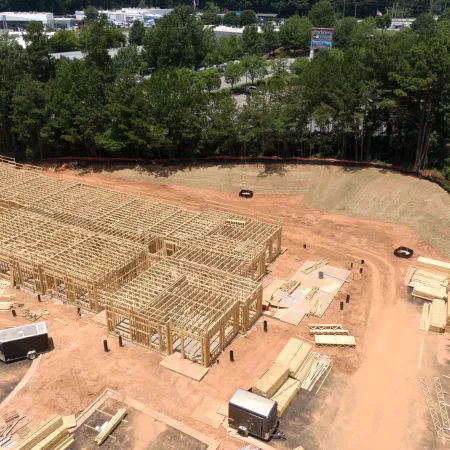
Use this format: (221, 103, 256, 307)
(75, 8, 172, 25)
(0, 12, 74, 30)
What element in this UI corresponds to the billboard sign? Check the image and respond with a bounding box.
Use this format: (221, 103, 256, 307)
(311, 27, 334, 50)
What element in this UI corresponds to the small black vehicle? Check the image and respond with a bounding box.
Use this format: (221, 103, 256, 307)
(0, 322, 49, 363)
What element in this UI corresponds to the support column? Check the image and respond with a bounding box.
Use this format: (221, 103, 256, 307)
(220, 326, 225, 351)
(158, 324, 164, 353)
(268, 240, 273, 263)
(180, 333, 185, 358)
(203, 336, 210, 367)
(166, 320, 173, 356)
(276, 232, 282, 256)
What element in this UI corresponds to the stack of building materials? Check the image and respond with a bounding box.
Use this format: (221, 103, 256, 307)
(15, 414, 73, 450)
(252, 363, 290, 398)
(408, 257, 450, 333)
(315, 335, 356, 347)
(251, 338, 331, 417)
(0, 302, 16, 312)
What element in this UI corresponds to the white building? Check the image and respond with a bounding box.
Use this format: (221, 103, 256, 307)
(0, 12, 74, 30)
(75, 8, 172, 25)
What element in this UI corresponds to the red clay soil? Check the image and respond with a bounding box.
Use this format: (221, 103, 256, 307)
(1, 169, 448, 450)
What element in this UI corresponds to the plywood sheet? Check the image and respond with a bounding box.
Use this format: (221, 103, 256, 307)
(417, 257, 450, 276)
(160, 353, 209, 381)
(252, 363, 290, 398)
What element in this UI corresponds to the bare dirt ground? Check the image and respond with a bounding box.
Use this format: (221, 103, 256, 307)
(82, 163, 450, 257)
(1, 164, 449, 450)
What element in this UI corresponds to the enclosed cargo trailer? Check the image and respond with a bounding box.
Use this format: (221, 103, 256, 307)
(0, 322, 49, 362)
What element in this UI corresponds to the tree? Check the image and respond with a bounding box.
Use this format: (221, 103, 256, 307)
(79, 19, 126, 71)
(200, 68, 221, 92)
(290, 57, 309, 76)
(439, 8, 450, 21)
(262, 22, 279, 55)
(333, 17, 358, 50)
(412, 13, 436, 36)
(224, 11, 240, 27)
(49, 29, 79, 52)
(279, 15, 312, 52)
(270, 54, 289, 78)
(84, 5, 99, 23)
(11, 77, 46, 159)
(376, 12, 392, 30)
(112, 45, 146, 77)
(23, 21, 53, 82)
(143, 7, 212, 68)
(240, 10, 257, 26)
(201, 1, 221, 24)
(242, 23, 263, 55)
(241, 55, 267, 84)
(224, 61, 243, 87)
(308, 0, 336, 28)
(129, 20, 146, 46)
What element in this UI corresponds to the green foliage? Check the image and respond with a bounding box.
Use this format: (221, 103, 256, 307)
(24, 21, 53, 82)
(308, 0, 336, 28)
(84, 5, 99, 23)
(439, 8, 450, 21)
(241, 54, 267, 84)
(224, 11, 240, 27)
(279, 15, 312, 51)
(412, 13, 436, 37)
(262, 22, 279, 54)
(240, 10, 257, 26)
(199, 68, 221, 92)
(289, 57, 309, 76)
(270, 55, 289, 78)
(50, 29, 79, 52)
(242, 24, 263, 55)
(333, 17, 358, 50)
(224, 61, 243, 87)
(129, 20, 146, 46)
(143, 7, 211, 68)
(79, 19, 125, 71)
(376, 12, 392, 30)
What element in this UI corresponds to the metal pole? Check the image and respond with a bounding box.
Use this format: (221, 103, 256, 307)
(355, 2, 357, 17)
(343, 0, 346, 17)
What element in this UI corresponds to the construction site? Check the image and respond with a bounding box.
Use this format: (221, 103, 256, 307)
(0, 157, 450, 450)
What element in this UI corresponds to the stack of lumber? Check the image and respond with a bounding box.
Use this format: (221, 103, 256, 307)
(15, 415, 73, 450)
(274, 338, 312, 377)
(419, 303, 432, 331)
(301, 358, 331, 391)
(417, 257, 450, 277)
(271, 378, 301, 417)
(302, 259, 330, 275)
(0, 302, 16, 311)
(95, 408, 127, 446)
(309, 324, 349, 335)
(252, 363, 289, 398)
(315, 335, 356, 347)
(429, 299, 448, 333)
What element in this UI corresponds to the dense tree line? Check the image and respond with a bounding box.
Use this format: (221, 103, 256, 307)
(1, 5, 450, 176)
(0, 0, 444, 18)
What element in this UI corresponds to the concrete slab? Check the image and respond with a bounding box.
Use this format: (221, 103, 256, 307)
(159, 353, 209, 381)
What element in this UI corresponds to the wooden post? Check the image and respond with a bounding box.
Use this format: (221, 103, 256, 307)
(203, 336, 211, 367)
(180, 333, 185, 358)
(277, 232, 282, 256)
(166, 320, 173, 356)
(158, 324, 164, 353)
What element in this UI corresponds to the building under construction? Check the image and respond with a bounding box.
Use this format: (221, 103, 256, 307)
(0, 156, 283, 366)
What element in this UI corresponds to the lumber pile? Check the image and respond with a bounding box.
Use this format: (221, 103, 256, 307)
(429, 299, 448, 333)
(315, 335, 356, 347)
(271, 378, 300, 417)
(302, 259, 329, 275)
(95, 408, 127, 446)
(0, 302, 16, 311)
(417, 257, 450, 277)
(14, 415, 73, 450)
(266, 338, 332, 416)
(419, 303, 432, 331)
(252, 363, 290, 398)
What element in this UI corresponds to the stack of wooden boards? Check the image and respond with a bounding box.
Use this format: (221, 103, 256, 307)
(251, 338, 331, 417)
(309, 324, 356, 347)
(0, 302, 16, 312)
(15, 415, 73, 450)
(408, 257, 450, 333)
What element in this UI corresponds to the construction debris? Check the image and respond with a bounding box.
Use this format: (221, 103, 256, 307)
(94, 408, 127, 446)
(0, 302, 16, 311)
